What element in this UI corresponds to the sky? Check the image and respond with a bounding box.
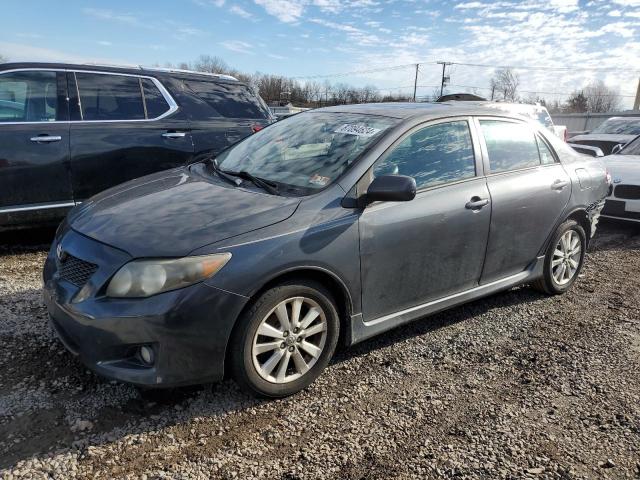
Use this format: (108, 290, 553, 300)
(1, 0, 640, 107)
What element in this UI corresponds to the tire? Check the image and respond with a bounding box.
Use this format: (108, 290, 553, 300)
(532, 219, 586, 295)
(230, 280, 340, 398)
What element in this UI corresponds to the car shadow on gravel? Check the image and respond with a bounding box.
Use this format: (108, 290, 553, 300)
(590, 220, 640, 253)
(0, 227, 55, 256)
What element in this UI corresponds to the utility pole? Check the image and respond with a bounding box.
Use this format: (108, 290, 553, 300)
(437, 61, 451, 98)
(412, 63, 419, 102)
(634, 78, 640, 111)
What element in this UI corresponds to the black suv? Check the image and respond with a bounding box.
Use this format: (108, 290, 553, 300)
(0, 62, 273, 230)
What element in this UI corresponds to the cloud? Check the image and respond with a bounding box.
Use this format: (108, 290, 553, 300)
(220, 40, 254, 54)
(98, 40, 113, 46)
(267, 53, 288, 60)
(229, 5, 254, 19)
(82, 8, 140, 25)
(253, 0, 305, 22)
(0, 41, 130, 65)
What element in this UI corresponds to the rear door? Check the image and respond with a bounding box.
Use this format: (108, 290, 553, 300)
(179, 78, 272, 155)
(68, 71, 194, 201)
(476, 118, 571, 283)
(0, 69, 72, 224)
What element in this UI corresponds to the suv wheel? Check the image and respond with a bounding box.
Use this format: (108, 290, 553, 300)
(533, 219, 586, 295)
(230, 280, 339, 397)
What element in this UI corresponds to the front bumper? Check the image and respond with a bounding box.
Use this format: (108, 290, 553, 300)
(43, 229, 249, 387)
(602, 198, 640, 223)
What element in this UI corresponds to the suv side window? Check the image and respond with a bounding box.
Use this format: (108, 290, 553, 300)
(76, 73, 145, 121)
(0, 71, 58, 122)
(480, 120, 540, 173)
(141, 78, 170, 119)
(184, 79, 269, 119)
(373, 120, 476, 190)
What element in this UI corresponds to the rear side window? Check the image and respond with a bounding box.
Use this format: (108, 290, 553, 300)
(536, 136, 556, 165)
(480, 120, 540, 172)
(0, 71, 58, 122)
(373, 120, 476, 189)
(141, 78, 170, 119)
(76, 73, 145, 121)
(184, 79, 269, 119)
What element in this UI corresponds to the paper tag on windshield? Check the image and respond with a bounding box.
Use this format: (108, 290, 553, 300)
(309, 174, 331, 186)
(334, 124, 381, 137)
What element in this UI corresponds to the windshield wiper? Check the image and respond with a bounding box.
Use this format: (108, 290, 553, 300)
(224, 170, 280, 196)
(207, 158, 242, 187)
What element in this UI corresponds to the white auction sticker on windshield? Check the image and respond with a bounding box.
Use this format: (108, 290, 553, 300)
(309, 174, 331, 186)
(334, 124, 382, 137)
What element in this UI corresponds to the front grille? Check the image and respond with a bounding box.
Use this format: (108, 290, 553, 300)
(59, 254, 98, 287)
(615, 184, 640, 200)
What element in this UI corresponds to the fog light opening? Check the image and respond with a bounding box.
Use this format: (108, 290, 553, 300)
(139, 345, 155, 366)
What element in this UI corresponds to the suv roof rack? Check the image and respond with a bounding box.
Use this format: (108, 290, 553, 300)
(140, 66, 238, 81)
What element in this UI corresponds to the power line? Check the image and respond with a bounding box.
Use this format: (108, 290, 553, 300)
(448, 84, 638, 98)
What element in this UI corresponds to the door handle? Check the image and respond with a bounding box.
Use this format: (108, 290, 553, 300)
(162, 132, 187, 139)
(465, 197, 489, 210)
(30, 135, 62, 143)
(551, 179, 569, 190)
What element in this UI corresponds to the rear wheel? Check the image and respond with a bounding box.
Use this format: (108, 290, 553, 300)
(230, 280, 339, 397)
(532, 219, 586, 295)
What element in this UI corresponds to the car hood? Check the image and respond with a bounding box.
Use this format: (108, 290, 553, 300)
(570, 134, 636, 144)
(604, 154, 640, 183)
(69, 166, 301, 257)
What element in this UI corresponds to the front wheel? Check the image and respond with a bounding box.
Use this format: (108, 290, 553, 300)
(230, 280, 339, 398)
(532, 219, 586, 295)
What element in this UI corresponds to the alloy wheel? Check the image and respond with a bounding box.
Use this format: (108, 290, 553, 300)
(251, 296, 328, 384)
(552, 230, 582, 286)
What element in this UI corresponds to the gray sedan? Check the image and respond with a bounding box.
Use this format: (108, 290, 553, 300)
(43, 102, 611, 397)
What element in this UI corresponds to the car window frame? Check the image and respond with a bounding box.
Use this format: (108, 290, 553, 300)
(473, 116, 559, 177)
(356, 116, 483, 199)
(0, 68, 177, 125)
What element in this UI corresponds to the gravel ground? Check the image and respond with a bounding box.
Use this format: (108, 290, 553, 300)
(0, 221, 639, 479)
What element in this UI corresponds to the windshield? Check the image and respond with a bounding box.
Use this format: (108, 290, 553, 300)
(592, 118, 640, 135)
(621, 135, 640, 155)
(216, 111, 398, 194)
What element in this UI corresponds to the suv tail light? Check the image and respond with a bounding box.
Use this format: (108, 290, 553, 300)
(251, 124, 264, 133)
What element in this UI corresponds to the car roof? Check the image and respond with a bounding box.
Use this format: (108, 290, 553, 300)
(0, 62, 240, 83)
(313, 101, 531, 121)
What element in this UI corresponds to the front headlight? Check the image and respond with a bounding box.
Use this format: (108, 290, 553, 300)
(106, 253, 231, 298)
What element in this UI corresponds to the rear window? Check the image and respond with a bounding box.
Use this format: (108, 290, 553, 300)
(592, 118, 640, 135)
(480, 120, 541, 172)
(76, 73, 145, 121)
(184, 79, 269, 119)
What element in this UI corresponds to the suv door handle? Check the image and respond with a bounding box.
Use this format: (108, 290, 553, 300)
(465, 197, 489, 210)
(30, 135, 62, 143)
(551, 179, 569, 190)
(162, 132, 186, 139)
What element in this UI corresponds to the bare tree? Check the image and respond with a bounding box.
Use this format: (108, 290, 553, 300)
(583, 80, 621, 113)
(0, 53, 7, 63)
(564, 91, 588, 113)
(192, 55, 229, 74)
(489, 68, 520, 102)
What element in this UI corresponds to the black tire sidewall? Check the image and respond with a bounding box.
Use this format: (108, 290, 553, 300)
(231, 281, 339, 398)
(544, 220, 586, 294)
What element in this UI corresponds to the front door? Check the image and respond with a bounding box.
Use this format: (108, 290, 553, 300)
(358, 119, 491, 321)
(68, 71, 194, 201)
(476, 119, 571, 283)
(0, 70, 72, 225)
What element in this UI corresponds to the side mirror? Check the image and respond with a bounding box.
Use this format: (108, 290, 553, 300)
(366, 175, 416, 203)
(611, 144, 623, 155)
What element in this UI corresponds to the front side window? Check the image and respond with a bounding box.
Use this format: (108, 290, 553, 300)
(216, 112, 397, 194)
(184, 79, 270, 119)
(76, 73, 145, 121)
(480, 120, 541, 172)
(0, 71, 58, 122)
(373, 120, 476, 189)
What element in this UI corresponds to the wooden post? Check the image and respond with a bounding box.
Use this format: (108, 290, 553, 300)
(634, 78, 640, 111)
